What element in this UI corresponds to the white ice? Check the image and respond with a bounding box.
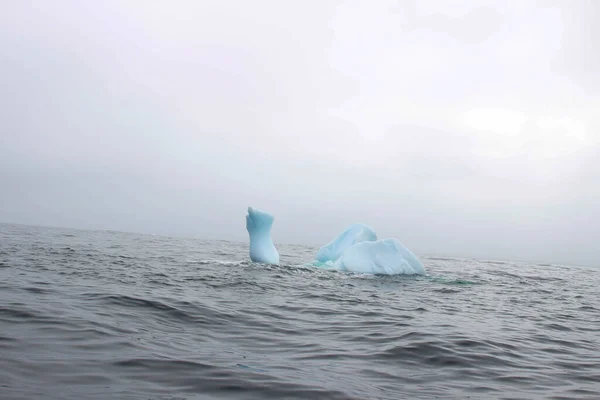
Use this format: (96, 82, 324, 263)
(314, 223, 426, 275)
(244, 207, 426, 275)
(315, 223, 377, 263)
(246, 207, 279, 265)
(333, 238, 426, 275)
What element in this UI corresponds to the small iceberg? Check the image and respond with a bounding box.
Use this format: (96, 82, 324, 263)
(246, 207, 279, 265)
(314, 223, 426, 275)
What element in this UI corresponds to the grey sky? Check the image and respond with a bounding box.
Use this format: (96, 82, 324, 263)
(1, 1, 598, 266)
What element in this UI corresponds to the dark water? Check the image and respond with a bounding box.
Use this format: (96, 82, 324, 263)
(1, 223, 599, 400)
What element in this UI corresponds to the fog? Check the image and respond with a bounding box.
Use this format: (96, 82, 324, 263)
(1, 0, 598, 266)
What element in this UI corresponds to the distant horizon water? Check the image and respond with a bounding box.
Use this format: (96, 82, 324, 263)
(0, 220, 595, 270)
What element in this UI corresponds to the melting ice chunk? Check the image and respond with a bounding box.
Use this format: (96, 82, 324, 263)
(315, 223, 377, 263)
(334, 238, 426, 275)
(246, 207, 279, 265)
(314, 223, 426, 275)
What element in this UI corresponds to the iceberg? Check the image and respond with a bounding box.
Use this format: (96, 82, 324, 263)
(315, 223, 377, 263)
(243, 207, 425, 275)
(246, 207, 279, 265)
(313, 223, 426, 275)
(333, 238, 426, 275)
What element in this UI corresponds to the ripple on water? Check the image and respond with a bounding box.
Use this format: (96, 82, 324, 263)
(0, 223, 599, 400)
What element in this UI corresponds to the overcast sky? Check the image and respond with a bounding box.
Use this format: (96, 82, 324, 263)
(1, 0, 598, 266)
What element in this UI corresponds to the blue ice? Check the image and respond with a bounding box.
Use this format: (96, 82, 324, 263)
(244, 207, 426, 275)
(314, 223, 426, 275)
(333, 238, 426, 275)
(246, 207, 279, 265)
(315, 223, 377, 263)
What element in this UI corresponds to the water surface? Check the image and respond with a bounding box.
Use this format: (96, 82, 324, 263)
(1, 223, 599, 399)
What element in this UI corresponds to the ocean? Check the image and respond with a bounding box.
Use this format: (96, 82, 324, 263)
(0, 222, 598, 399)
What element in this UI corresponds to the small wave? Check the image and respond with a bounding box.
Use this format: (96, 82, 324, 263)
(425, 257, 460, 262)
(88, 294, 194, 320)
(113, 358, 214, 370)
(427, 276, 479, 285)
(189, 260, 248, 266)
(377, 339, 523, 369)
(0, 306, 42, 320)
(433, 288, 461, 293)
(21, 286, 55, 295)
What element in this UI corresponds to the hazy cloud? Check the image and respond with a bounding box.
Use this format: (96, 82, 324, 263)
(1, 0, 598, 266)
